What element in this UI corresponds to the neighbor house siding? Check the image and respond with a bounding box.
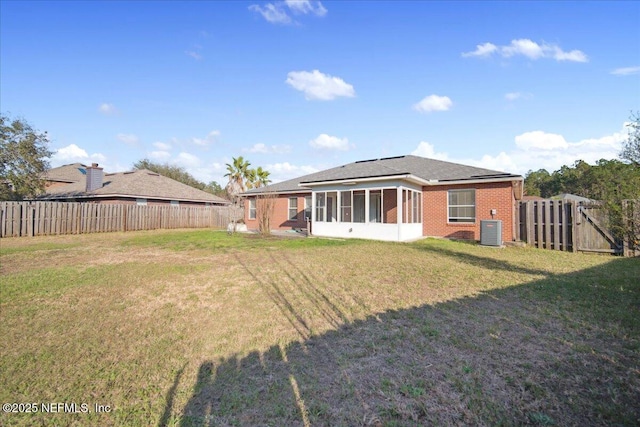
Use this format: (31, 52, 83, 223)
(422, 181, 515, 242)
(245, 194, 310, 231)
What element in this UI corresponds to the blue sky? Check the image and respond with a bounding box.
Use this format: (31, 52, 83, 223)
(1, 1, 639, 185)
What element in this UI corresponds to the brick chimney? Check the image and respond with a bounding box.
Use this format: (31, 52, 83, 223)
(85, 163, 103, 192)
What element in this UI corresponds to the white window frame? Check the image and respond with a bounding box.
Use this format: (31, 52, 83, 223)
(315, 192, 326, 222)
(249, 198, 257, 220)
(304, 196, 312, 221)
(448, 189, 476, 223)
(340, 190, 352, 222)
(288, 197, 298, 221)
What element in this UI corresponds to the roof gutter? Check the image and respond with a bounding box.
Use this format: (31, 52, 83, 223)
(424, 176, 523, 186)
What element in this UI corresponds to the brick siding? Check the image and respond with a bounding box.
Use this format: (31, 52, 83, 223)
(245, 193, 311, 231)
(422, 181, 516, 241)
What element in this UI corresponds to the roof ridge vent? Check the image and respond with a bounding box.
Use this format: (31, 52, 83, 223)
(355, 158, 379, 163)
(379, 155, 405, 161)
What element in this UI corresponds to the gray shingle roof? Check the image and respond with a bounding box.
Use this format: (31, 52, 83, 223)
(41, 168, 229, 204)
(43, 163, 88, 183)
(245, 155, 522, 195)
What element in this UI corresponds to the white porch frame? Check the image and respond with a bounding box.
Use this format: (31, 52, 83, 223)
(308, 179, 423, 242)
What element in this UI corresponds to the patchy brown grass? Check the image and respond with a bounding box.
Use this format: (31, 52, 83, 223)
(1, 229, 638, 426)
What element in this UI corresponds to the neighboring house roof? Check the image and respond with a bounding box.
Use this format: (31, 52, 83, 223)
(43, 163, 88, 183)
(40, 167, 229, 204)
(245, 155, 522, 195)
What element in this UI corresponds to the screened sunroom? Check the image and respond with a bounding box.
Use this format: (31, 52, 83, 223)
(307, 179, 423, 242)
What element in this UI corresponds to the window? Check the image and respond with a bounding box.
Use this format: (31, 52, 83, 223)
(288, 197, 298, 221)
(304, 196, 312, 220)
(249, 198, 256, 220)
(340, 191, 352, 222)
(315, 192, 326, 222)
(402, 189, 422, 224)
(136, 198, 147, 206)
(448, 189, 475, 223)
(412, 192, 420, 222)
(326, 192, 337, 222)
(353, 191, 365, 223)
(369, 190, 381, 223)
(170, 200, 179, 207)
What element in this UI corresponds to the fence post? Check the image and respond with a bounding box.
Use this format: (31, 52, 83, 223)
(571, 202, 579, 253)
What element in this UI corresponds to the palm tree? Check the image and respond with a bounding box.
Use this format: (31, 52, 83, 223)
(224, 156, 251, 193)
(224, 156, 252, 233)
(245, 168, 257, 190)
(253, 166, 271, 188)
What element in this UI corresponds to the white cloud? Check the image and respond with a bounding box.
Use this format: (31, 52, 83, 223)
(284, 0, 326, 16)
(462, 39, 588, 63)
(309, 134, 352, 151)
(98, 103, 118, 115)
(411, 141, 450, 161)
(50, 144, 107, 167)
(502, 39, 545, 59)
(611, 66, 640, 76)
(244, 143, 292, 154)
(173, 152, 202, 169)
(286, 70, 355, 100)
(413, 95, 453, 113)
(266, 162, 319, 182)
(461, 42, 498, 58)
(249, 0, 326, 24)
(192, 130, 220, 146)
(116, 133, 139, 145)
(249, 3, 292, 24)
(153, 141, 172, 151)
(411, 125, 627, 175)
(185, 50, 202, 60)
(515, 131, 569, 150)
(551, 47, 588, 62)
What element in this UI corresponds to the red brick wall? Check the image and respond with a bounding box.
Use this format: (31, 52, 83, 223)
(422, 182, 516, 242)
(245, 194, 311, 231)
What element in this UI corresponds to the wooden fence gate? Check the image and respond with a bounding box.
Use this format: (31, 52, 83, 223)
(517, 200, 638, 256)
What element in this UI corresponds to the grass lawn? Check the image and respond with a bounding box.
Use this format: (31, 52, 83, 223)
(1, 229, 639, 426)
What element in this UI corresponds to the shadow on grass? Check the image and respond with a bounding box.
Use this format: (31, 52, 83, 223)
(412, 242, 554, 277)
(162, 255, 639, 426)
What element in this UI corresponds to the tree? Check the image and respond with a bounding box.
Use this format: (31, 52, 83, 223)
(204, 181, 227, 198)
(224, 156, 252, 194)
(620, 111, 640, 166)
(524, 169, 551, 197)
(224, 156, 252, 233)
(256, 192, 277, 235)
(0, 114, 52, 200)
(252, 166, 271, 188)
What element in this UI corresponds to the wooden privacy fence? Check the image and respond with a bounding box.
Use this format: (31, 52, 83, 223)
(0, 202, 241, 237)
(517, 199, 639, 256)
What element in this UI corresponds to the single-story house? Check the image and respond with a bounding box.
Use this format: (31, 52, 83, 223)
(39, 163, 229, 206)
(243, 155, 523, 243)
